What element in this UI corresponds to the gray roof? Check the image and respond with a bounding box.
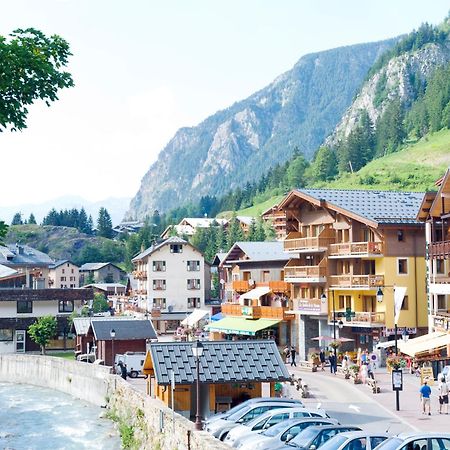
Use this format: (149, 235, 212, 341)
(83, 283, 126, 290)
(149, 340, 290, 385)
(0, 264, 17, 279)
(132, 236, 190, 261)
(91, 318, 157, 341)
(72, 317, 92, 335)
(297, 189, 425, 225)
(0, 244, 53, 266)
(225, 241, 288, 264)
(49, 260, 79, 269)
(79, 262, 109, 271)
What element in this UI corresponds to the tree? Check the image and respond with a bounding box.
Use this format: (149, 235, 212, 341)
(247, 219, 258, 242)
(312, 146, 338, 179)
(255, 217, 267, 242)
(0, 28, 74, 131)
(97, 207, 113, 239)
(28, 315, 57, 354)
(0, 221, 7, 245)
(11, 213, 23, 225)
(28, 213, 37, 225)
(226, 215, 244, 249)
(92, 293, 109, 313)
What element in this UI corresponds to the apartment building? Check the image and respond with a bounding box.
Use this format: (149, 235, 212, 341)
(210, 241, 292, 345)
(261, 205, 287, 240)
(132, 237, 210, 333)
(48, 260, 80, 288)
(417, 169, 450, 333)
(279, 188, 428, 359)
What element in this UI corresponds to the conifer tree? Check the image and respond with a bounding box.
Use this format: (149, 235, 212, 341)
(11, 213, 23, 225)
(28, 213, 36, 225)
(97, 207, 113, 239)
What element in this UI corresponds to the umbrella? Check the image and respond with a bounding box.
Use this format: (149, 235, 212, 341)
(311, 336, 354, 342)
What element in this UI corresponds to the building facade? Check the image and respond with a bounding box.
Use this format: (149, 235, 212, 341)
(48, 260, 80, 288)
(279, 189, 428, 359)
(79, 262, 126, 285)
(132, 237, 210, 333)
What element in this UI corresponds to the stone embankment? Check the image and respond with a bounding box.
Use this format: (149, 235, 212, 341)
(0, 354, 227, 450)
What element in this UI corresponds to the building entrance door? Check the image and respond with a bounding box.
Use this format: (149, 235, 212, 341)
(15, 330, 26, 353)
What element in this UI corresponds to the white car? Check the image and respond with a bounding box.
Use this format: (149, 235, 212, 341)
(225, 407, 330, 448)
(373, 432, 450, 450)
(238, 417, 340, 450)
(317, 431, 391, 450)
(205, 402, 300, 441)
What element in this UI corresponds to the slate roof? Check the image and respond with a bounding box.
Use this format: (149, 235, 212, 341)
(79, 262, 109, 271)
(0, 264, 18, 279)
(296, 189, 425, 225)
(224, 241, 288, 264)
(0, 244, 53, 266)
(149, 340, 290, 386)
(91, 318, 157, 341)
(132, 236, 191, 261)
(0, 288, 93, 302)
(49, 260, 79, 269)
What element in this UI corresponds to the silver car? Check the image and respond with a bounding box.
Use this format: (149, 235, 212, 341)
(317, 431, 390, 450)
(205, 401, 300, 441)
(373, 432, 450, 450)
(238, 417, 340, 450)
(226, 407, 331, 448)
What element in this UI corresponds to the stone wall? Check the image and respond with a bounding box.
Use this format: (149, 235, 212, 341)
(0, 354, 227, 450)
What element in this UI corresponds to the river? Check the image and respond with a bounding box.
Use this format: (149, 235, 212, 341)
(0, 382, 121, 449)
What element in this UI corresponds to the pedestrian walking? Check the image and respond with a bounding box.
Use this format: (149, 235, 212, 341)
(290, 346, 297, 367)
(438, 377, 449, 414)
(319, 350, 326, 371)
(360, 362, 368, 384)
(329, 352, 336, 374)
(118, 361, 127, 380)
(283, 345, 290, 364)
(419, 380, 432, 415)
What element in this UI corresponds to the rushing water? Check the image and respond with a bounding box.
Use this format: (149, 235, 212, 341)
(0, 382, 121, 450)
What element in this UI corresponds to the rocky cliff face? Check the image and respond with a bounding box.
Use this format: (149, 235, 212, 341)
(327, 41, 450, 146)
(127, 39, 397, 219)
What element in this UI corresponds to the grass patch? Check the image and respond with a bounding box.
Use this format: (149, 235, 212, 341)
(47, 351, 75, 360)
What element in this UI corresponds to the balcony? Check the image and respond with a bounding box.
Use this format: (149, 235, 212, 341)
(328, 241, 384, 258)
(329, 311, 385, 328)
(328, 274, 384, 289)
(284, 229, 336, 253)
(232, 280, 250, 292)
(430, 240, 450, 259)
(268, 280, 290, 294)
(284, 259, 327, 283)
(433, 312, 450, 332)
(132, 270, 147, 280)
(221, 303, 293, 320)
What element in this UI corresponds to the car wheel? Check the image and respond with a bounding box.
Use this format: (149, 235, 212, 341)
(130, 371, 138, 378)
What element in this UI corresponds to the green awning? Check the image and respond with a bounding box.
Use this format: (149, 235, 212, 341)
(205, 317, 281, 336)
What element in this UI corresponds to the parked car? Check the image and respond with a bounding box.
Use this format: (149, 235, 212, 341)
(77, 353, 96, 363)
(238, 417, 340, 450)
(373, 432, 450, 450)
(114, 352, 146, 378)
(317, 431, 390, 450)
(270, 425, 362, 450)
(205, 397, 303, 426)
(205, 402, 301, 441)
(225, 407, 330, 448)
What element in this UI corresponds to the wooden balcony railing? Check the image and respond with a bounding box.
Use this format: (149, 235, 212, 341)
(284, 258, 327, 280)
(221, 303, 292, 320)
(430, 241, 450, 259)
(284, 229, 336, 252)
(268, 280, 290, 293)
(330, 311, 385, 326)
(232, 280, 250, 292)
(329, 241, 384, 257)
(328, 274, 384, 288)
(132, 270, 147, 280)
(433, 312, 450, 331)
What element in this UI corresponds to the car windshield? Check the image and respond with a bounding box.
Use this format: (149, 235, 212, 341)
(373, 437, 403, 450)
(318, 435, 348, 450)
(290, 427, 319, 447)
(227, 406, 251, 421)
(262, 420, 291, 437)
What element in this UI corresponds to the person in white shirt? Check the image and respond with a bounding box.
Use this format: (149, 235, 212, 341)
(438, 377, 449, 414)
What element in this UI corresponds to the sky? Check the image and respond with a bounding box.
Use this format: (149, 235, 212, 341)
(1, 0, 449, 208)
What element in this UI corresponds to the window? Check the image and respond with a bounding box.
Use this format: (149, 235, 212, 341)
(62, 268, 65, 274)
(153, 279, 166, 290)
(397, 230, 404, 242)
(343, 438, 368, 450)
(401, 295, 409, 311)
(370, 437, 389, 449)
(438, 295, 447, 311)
(436, 259, 445, 274)
(152, 298, 166, 309)
(17, 301, 32, 313)
(170, 244, 183, 253)
(187, 279, 201, 290)
(58, 300, 74, 313)
(0, 329, 13, 341)
(71, 268, 74, 274)
(338, 295, 351, 310)
(153, 261, 166, 272)
(187, 297, 201, 308)
(401, 439, 428, 450)
(187, 260, 200, 271)
(262, 271, 270, 282)
(61, 276, 66, 281)
(398, 258, 408, 274)
(431, 438, 450, 450)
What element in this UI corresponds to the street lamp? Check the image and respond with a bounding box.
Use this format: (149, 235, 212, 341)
(110, 328, 116, 368)
(192, 340, 204, 431)
(321, 292, 342, 372)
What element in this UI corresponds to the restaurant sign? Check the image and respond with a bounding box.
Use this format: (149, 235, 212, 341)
(383, 327, 417, 337)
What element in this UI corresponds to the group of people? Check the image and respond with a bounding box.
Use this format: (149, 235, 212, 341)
(283, 345, 297, 366)
(419, 377, 449, 415)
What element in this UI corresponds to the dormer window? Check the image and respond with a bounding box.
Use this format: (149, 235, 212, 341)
(170, 244, 183, 253)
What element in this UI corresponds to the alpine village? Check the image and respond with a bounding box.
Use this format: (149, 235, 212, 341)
(3, 9, 450, 450)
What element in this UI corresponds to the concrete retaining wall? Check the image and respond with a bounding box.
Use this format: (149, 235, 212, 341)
(0, 354, 227, 450)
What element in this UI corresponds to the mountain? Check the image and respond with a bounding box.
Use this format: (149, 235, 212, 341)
(0, 196, 131, 227)
(127, 38, 397, 219)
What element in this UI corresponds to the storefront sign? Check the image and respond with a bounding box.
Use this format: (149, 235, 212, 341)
(383, 327, 417, 337)
(420, 367, 434, 386)
(392, 369, 403, 391)
(295, 298, 327, 315)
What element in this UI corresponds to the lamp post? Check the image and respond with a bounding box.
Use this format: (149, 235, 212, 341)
(192, 340, 204, 431)
(110, 328, 116, 368)
(321, 291, 344, 372)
